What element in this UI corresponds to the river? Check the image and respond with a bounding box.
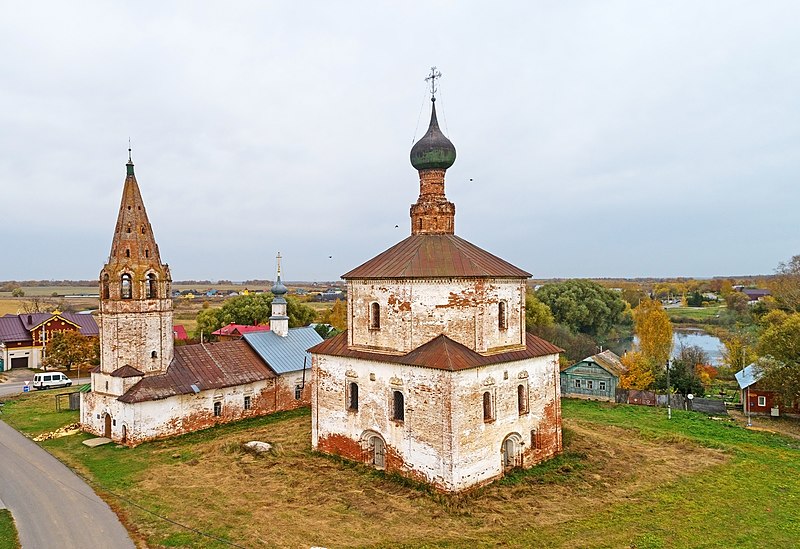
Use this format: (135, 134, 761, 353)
(619, 328, 724, 366)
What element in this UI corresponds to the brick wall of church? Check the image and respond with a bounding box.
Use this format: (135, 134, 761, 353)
(311, 351, 561, 492)
(99, 303, 174, 374)
(347, 278, 526, 355)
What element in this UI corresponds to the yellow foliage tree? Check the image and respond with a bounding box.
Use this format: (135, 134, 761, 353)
(619, 351, 655, 390)
(633, 298, 673, 366)
(327, 299, 347, 331)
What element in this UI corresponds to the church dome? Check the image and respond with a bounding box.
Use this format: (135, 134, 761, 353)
(271, 278, 287, 296)
(410, 99, 456, 171)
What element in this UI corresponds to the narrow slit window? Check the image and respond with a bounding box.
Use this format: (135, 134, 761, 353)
(125, 249, 130, 258)
(102, 274, 110, 299)
(370, 302, 380, 330)
(213, 401, 222, 417)
(393, 391, 404, 422)
(518, 384, 528, 415)
(483, 391, 494, 422)
(294, 384, 302, 400)
(348, 382, 359, 411)
(498, 300, 508, 330)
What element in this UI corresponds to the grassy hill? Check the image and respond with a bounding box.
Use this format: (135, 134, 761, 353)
(2, 392, 798, 548)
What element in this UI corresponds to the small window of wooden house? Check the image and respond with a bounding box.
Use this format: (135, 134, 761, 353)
(369, 302, 380, 330)
(121, 274, 132, 299)
(483, 391, 494, 422)
(347, 382, 359, 411)
(392, 391, 404, 422)
(518, 384, 528, 415)
(758, 396, 766, 407)
(102, 274, 110, 299)
(213, 401, 222, 417)
(587, 380, 594, 390)
(498, 300, 508, 330)
(146, 273, 157, 299)
(574, 379, 581, 388)
(599, 381, 607, 391)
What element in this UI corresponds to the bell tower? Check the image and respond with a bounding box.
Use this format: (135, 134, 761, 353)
(98, 150, 173, 378)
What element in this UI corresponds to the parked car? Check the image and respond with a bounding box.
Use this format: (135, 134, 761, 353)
(32, 372, 72, 390)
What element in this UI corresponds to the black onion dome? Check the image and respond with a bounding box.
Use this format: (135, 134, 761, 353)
(410, 99, 456, 170)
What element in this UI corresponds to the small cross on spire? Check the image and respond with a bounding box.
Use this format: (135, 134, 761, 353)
(128, 137, 132, 163)
(425, 66, 442, 99)
(276, 251, 282, 278)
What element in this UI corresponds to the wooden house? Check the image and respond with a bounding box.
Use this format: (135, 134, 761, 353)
(560, 350, 626, 402)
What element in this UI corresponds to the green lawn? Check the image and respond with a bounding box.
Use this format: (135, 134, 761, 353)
(0, 510, 20, 549)
(2, 391, 798, 548)
(666, 304, 726, 322)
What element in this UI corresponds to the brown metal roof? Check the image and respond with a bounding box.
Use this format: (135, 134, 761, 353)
(118, 340, 276, 403)
(309, 331, 562, 372)
(110, 365, 144, 378)
(341, 234, 531, 279)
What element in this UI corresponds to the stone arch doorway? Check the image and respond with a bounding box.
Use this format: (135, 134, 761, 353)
(360, 431, 386, 470)
(121, 424, 127, 443)
(103, 413, 112, 439)
(501, 433, 523, 471)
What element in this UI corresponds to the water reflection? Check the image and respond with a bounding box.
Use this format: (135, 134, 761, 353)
(622, 328, 724, 366)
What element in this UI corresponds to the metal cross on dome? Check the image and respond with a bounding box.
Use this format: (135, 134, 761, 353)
(425, 66, 442, 98)
(276, 251, 282, 277)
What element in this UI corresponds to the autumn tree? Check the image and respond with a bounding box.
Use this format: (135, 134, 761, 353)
(757, 312, 800, 406)
(11, 287, 25, 297)
(657, 345, 708, 396)
(525, 291, 554, 332)
(43, 331, 98, 372)
(770, 254, 800, 312)
(632, 299, 673, 366)
(536, 280, 625, 336)
(322, 299, 347, 331)
(618, 351, 655, 390)
(720, 331, 757, 376)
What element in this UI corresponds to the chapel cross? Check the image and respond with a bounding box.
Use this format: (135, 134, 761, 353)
(425, 66, 442, 98)
(276, 251, 282, 277)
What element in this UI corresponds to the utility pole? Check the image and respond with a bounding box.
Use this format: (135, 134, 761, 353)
(666, 359, 672, 420)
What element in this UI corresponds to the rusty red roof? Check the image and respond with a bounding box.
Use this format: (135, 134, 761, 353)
(212, 323, 270, 337)
(341, 234, 531, 279)
(173, 325, 189, 340)
(309, 331, 561, 371)
(118, 340, 276, 403)
(111, 365, 144, 378)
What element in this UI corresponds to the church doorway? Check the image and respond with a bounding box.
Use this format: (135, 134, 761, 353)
(103, 413, 112, 438)
(502, 433, 522, 470)
(121, 424, 127, 443)
(372, 436, 386, 469)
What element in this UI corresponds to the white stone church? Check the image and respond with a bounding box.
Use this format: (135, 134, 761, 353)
(310, 93, 563, 492)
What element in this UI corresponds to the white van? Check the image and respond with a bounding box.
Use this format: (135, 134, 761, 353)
(32, 372, 72, 390)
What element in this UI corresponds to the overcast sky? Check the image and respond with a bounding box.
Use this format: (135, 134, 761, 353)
(2, 1, 798, 282)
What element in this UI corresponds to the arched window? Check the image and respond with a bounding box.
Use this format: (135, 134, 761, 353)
(146, 273, 157, 299)
(348, 382, 359, 411)
(141, 226, 146, 234)
(518, 384, 528, 415)
(125, 249, 130, 258)
(102, 274, 110, 299)
(151, 351, 158, 359)
(121, 274, 132, 299)
(498, 300, 508, 330)
(145, 249, 150, 258)
(483, 391, 494, 422)
(392, 391, 404, 422)
(369, 302, 381, 330)
(126, 224, 131, 233)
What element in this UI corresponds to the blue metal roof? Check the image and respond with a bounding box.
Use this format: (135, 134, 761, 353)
(243, 326, 323, 375)
(735, 363, 763, 389)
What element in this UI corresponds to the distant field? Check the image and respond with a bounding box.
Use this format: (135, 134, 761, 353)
(0, 297, 98, 315)
(0, 286, 97, 297)
(666, 304, 726, 322)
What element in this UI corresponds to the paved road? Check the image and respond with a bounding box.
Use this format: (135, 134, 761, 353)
(0, 377, 90, 397)
(0, 420, 135, 548)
